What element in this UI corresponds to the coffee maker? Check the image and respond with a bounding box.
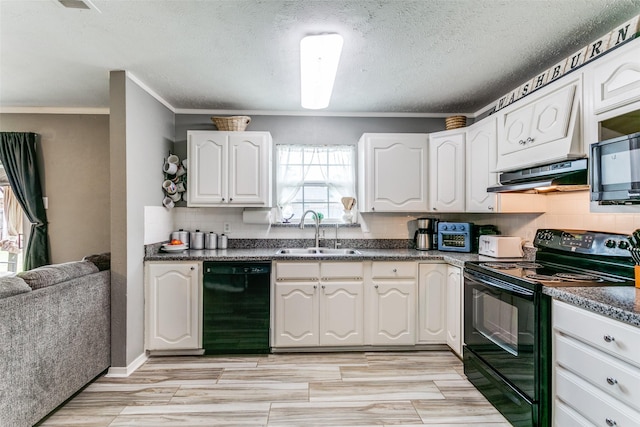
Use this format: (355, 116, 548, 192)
(414, 218, 437, 250)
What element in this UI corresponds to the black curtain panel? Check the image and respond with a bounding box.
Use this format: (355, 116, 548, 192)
(0, 132, 50, 270)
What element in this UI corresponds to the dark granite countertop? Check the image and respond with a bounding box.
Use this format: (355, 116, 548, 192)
(145, 247, 483, 268)
(543, 285, 640, 328)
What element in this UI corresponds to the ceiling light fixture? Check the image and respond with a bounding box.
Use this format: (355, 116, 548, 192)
(300, 34, 343, 110)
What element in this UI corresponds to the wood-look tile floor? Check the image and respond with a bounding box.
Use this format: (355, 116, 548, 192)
(40, 351, 511, 426)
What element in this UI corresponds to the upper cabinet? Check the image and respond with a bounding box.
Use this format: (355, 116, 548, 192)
(428, 129, 465, 212)
(496, 76, 583, 172)
(187, 131, 272, 207)
(466, 117, 498, 212)
(358, 133, 429, 212)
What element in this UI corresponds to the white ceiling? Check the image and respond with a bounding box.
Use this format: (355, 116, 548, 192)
(1, 0, 640, 115)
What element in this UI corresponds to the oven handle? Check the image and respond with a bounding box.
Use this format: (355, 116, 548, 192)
(464, 270, 535, 299)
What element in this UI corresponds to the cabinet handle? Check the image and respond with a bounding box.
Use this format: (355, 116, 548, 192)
(488, 206, 494, 211)
(606, 418, 617, 426)
(604, 335, 615, 343)
(527, 137, 534, 144)
(606, 377, 618, 386)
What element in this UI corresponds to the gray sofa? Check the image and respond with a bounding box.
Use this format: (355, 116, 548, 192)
(0, 255, 111, 427)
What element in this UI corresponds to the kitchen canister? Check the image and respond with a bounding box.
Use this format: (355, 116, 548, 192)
(178, 229, 190, 247)
(190, 230, 204, 249)
(205, 232, 218, 249)
(218, 233, 228, 249)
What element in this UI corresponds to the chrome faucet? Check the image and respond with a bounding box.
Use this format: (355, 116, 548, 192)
(300, 209, 320, 248)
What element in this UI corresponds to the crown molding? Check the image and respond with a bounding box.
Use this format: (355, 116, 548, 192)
(174, 108, 470, 118)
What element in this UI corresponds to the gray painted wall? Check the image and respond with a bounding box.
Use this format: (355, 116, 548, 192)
(110, 71, 175, 368)
(0, 113, 110, 264)
(174, 114, 447, 158)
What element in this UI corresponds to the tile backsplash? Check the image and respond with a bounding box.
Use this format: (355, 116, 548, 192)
(145, 192, 640, 246)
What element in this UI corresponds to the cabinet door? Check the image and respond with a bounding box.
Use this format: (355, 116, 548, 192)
(417, 263, 447, 343)
(319, 281, 364, 346)
(466, 118, 498, 212)
(429, 130, 465, 212)
(187, 132, 227, 205)
(146, 262, 201, 350)
(496, 79, 580, 172)
(359, 134, 428, 212)
(590, 40, 640, 114)
(228, 133, 272, 205)
(446, 265, 462, 356)
(370, 280, 416, 345)
(273, 282, 319, 347)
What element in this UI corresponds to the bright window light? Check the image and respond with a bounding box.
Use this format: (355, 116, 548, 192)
(300, 34, 343, 109)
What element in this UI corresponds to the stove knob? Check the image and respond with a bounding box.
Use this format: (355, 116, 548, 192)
(457, 224, 465, 231)
(605, 239, 617, 248)
(618, 240, 629, 250)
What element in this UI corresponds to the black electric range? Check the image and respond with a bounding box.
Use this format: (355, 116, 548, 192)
(463, 229, 635, 427)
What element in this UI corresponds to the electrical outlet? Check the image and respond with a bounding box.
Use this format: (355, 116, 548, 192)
(224, 223, 231, 233)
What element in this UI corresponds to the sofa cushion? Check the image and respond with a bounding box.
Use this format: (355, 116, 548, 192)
(17, 261, 99, 290)
(0, 276, 31, 298)
(82, 252, 110, 271)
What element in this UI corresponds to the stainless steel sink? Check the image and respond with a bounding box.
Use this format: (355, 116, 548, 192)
(275, 248, 361, 256)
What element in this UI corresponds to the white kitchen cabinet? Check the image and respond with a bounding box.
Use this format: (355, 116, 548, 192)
(552, 300, 640, 426)
(466, 117, 498, 212)
(369, 262, 417, 345)
(358, 133, 429, 212)
(187, 131, 272, 207)
(145, 262, 201, 351)
(445, 265, 463, 356)
(273, 262, 364, 347)
(496, 77, 582, 172)
(417, 263, 447, 343)
(429, 129, 465, 212)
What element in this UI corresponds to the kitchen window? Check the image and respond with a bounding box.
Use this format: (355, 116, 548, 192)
(276, 145, 356, 222)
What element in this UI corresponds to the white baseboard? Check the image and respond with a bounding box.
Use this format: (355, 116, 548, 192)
(105, 352, 148, 377)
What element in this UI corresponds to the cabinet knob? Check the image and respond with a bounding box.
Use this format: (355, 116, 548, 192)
(393, 268, 397, 273)
(190, 267, 195, 271)
(372, 206, 375, 211)
(222, 198, 226, 202)
(230, 198, 233, 202)
(606, 418, 617, 426)
(603, 335, 615, 343)
(488, 206, 494, 211)
(313, 285, 318, 289)
(321, 285, 325, 289)
(432, 207, 437, 211)
(606, 377, 618, 386)
(374, 285, 379, 289)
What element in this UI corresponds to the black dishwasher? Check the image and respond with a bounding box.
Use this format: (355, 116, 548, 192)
(202, 261, 271, 354)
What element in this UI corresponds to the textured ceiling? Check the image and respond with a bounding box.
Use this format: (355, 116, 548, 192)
(1, 0, 640, 114)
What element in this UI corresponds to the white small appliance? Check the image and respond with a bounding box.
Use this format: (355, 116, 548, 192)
(478, 235, 524, 258)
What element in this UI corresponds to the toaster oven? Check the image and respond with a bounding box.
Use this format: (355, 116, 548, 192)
(437, 222, 474, 252)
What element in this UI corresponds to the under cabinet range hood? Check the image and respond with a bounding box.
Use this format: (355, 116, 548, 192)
(487, 158, 588, 193)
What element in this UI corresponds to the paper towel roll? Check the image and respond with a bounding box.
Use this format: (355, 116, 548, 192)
(242, 208, 272, 224)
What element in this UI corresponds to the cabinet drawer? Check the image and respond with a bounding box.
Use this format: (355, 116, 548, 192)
(320, 262, 363, 280)
(371, 262, 416, 278)
(555, 333, 640, 411)
(554, 400, 595, 427)
(556, 367, 640, 427)
(553, 300, 640, 368)
(275, 262, 320, 280)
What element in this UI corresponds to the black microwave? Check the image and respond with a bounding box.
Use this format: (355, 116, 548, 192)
(590, 131, 640, 205)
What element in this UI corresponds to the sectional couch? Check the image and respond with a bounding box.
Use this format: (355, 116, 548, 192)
(0, 254, 111, 427)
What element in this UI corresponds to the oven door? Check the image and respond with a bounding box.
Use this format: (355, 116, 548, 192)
(464, 269, 537, 399)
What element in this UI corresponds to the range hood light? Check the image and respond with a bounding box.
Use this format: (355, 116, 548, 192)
(300, 34, 343, 110)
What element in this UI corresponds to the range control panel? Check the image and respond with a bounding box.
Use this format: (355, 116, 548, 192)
(534, 229, 632, 257)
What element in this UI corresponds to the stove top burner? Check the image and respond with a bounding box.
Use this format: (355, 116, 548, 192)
(554, 272, 601, 282)
(525, 274, 561, 282)
(515, 262, 543, 269)
(481, 263, 519, 270)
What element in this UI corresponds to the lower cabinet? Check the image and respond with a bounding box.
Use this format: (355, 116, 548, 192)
(145, 262, 201, 351)
(417, 263, 447, 343)
(552, 300, 640, 426)
(446, 265, 463, 356)
(273, 262, 364, 347)
(369, 262, 417, 346)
